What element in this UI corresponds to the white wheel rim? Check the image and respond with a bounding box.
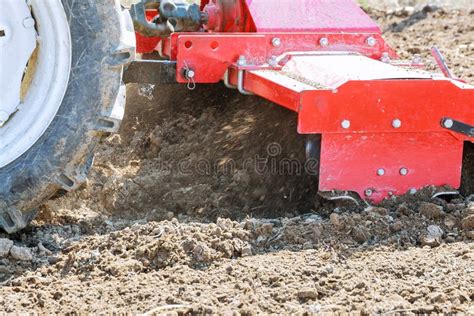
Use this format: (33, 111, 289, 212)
(0, 0, 71, 168)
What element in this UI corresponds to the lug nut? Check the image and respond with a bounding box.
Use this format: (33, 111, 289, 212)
(319, 37, 329, 47)
(442, 118, 454, 128)
(399, 168, 408, 176)
(271, 37, 282, 47)
(341, 120, 350, 129)
(392, 119, 402, 129)
(367, 37, 377, 47)
(377, 168, 385, 176)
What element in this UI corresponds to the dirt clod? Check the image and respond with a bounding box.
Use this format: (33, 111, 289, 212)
(9, 246, 33, 261)
(0, 239, 13, 258)
(418, 202, 443, 219)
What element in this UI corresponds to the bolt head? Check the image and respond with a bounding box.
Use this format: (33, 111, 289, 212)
(399, 168, 408, 176)
(392, 119, 402, 129)
(186, 69, 195, 78)
(367, 37, 377, 47)
(381, 52, 391, 63)
(237, 55, 247, 66)
(365, 189, 373, 197)
(341, 120, 350, 129)
(442, 118, 454, 129)
(267, 56, 278, 66)
(377, 168, 385, 176)
(271, 37, 282, 47)
(319, 37, 329, 47)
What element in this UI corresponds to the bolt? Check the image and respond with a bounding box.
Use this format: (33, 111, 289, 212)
(377, 168, 385, 176)
(23, 17, 35, 28)
(267, 55, 278, 67)
(367, 37, 377, 47)
(237, 55, 247, 66)
(271, 37, 282, 47)
(381, 52, 390, 63)
(409, 188, 417, 194)
(399, 168, 408, 176)
(185, 69, 195, 79)
(442, 118, 454, 129)
(319, 37, 329, 47)
(365, 189, 373, 197)
(392, 119, 402, 129)
(341, 120, 350, 129)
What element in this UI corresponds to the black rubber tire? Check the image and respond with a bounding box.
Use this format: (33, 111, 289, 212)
(0, 0, 133, 233)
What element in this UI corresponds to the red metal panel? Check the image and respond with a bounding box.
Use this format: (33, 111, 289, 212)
(243, 70, 303, 112)
(175, 34, 267, 83)
(319, 132, 464, 202)
(244, 0, 381, 33)
(298, 80, 474, 137)
(174, 33, 395, 83)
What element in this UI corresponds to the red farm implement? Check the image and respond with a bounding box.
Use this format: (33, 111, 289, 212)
(128, 0, 474, 203)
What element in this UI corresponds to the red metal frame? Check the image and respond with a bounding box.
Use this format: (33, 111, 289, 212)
(135, 0, 474, 202)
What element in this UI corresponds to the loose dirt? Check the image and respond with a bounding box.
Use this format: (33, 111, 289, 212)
(0, 6, 473, 314)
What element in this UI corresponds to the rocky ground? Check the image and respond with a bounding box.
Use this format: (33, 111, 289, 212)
(1, 6, 473, 314)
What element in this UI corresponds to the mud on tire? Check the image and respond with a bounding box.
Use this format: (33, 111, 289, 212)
(0, 0, 134, 233)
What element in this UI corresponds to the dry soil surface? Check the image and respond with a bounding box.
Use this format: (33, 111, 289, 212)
(0, 6, 473, 314)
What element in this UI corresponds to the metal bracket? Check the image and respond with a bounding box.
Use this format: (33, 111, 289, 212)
(441, 118, 474, 137)
(237, 69, 254, 95)
(222, 69, 236, 89)
(123, 59, 177, 84)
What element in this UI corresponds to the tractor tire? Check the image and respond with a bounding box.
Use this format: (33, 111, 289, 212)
(0, 0, 135, 233)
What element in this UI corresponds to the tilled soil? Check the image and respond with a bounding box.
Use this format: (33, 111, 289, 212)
(1, 6, 473, 314)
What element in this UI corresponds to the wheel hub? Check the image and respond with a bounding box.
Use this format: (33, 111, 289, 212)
(0, 0, 37, 126)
